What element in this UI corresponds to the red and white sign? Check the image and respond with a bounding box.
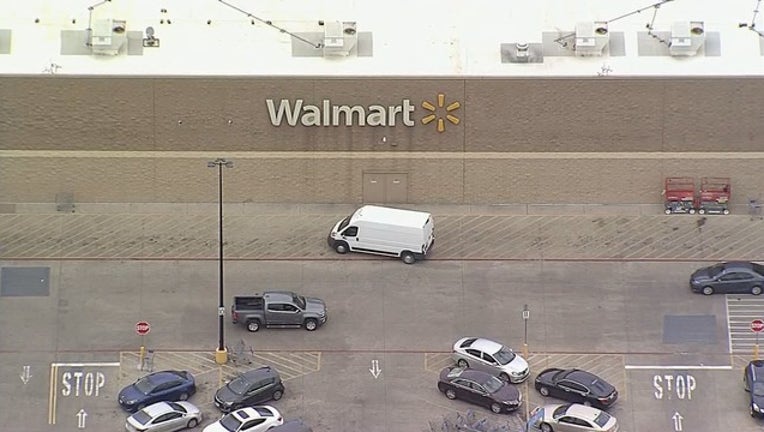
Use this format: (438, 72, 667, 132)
(135, 321, 151, 336)
(751, 319, 764, 333)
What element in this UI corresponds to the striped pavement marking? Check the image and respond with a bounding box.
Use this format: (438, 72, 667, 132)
(2, 213, 764, 261)
(526, 353, 627, 410)
(119, 350, 321, 384)
(726, 295, 764, 355)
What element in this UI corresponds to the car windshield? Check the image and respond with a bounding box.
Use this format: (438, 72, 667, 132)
(166, 401, 186, 413)
(338, 216, 351, 231)
(553, 404, 572, 418)
(220, 413, 243, 432)
(483, 376, 504, 393)
(493, 347, 516, 365)
(753, 382, 764, 397)
(226, 376, 251, 395)
(593, 411, 612, 427)
(708, 264, 725, 277)
(753, 263, 764, 275)
(293, 294, 306, 310)
(131, 410, 153, 426)
(590, 379, 611, 394)
(134, 376, 156, 394)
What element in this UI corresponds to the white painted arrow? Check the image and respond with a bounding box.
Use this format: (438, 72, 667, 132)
(369, 359, 381, 379)
(76, 409, 87, 429)
(19, 365, 32, 384)
(672, 411, 683, 432)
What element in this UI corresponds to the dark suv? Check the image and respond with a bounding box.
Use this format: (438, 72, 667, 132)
(744, 360, 764, 417)
(214, 366, 284, 413)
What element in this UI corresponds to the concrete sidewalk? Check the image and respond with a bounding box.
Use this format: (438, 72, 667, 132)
(1, 203, 763, 261)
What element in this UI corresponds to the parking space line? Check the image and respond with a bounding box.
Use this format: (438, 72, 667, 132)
(47, 364, 57, 425)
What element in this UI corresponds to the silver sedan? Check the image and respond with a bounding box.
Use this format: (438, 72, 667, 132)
(126, 401, 203, 432)
(452, 337, 530, 383)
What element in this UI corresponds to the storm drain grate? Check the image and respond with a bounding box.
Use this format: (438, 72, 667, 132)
(663, 314, 717, 344)
(0, 267, 50, 296)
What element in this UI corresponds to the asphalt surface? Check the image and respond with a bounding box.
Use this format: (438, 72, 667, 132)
(1, 204, 764, 261)
(1, 204, 764, 432)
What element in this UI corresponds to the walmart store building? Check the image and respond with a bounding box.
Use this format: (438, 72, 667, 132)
(1, 1, 763, 207)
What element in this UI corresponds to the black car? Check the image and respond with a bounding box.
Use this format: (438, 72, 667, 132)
(534, 368, 618, 409)
(437, 366, 522, 414)
(214, 366, 284, 413)
(744, 360, 764, 417)
(690, 261, 764, 295)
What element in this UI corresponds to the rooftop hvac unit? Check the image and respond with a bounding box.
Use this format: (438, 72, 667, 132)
(669, 21, 705, 56)
(89, 18, 127, 55)
(575, 21, 609, 56)
(323, 21, 357, 57)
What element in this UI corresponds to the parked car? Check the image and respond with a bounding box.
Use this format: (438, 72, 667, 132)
(214, 366, 284, 413)
(203, 406, 283, 432)
(437, 366, 522, 414)
(451, 337, 530, 383)
(526, 403, 619, 432)
(118, 370, 196, 413)
(125, 401, 202, 432)
(690, 261, 764, 295)
(231, 291, 327, 332)
(534, 368, 618, 409)
(744, 359, 764, 417)
(269, 419, 313, 432)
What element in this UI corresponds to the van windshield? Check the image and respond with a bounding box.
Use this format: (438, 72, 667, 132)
(338, 216, 351, 231)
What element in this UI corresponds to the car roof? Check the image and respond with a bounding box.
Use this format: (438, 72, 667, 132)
(723, 261, 755, 270)
(242, 366, 279, 381)
(452, 367, 493, 383)
(564, 404, 604, 421)
(141, 401, 176, 417)
(148, 370, 184, 383)
(564, 370, 598, 384)
(466, 337, 503, 353)
(233, 406, 278, 420)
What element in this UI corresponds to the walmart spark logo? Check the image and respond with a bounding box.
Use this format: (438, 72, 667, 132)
(421, 93, 461, 133)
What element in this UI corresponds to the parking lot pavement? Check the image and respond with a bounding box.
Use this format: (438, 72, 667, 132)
(3, 208, 764, 261)
(3, 259, 763, 431)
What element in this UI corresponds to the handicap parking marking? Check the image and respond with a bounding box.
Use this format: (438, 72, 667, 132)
(120, 350, 322, 385)
(726, 295, 764, 355)
(527, 353, 627, 406)
(47, 361, 120, 426)
(423, 352, 453, 373)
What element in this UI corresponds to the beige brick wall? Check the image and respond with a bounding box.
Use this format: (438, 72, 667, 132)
(1, 76, 762, 204)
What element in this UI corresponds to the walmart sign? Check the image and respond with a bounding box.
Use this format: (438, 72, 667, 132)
(266, 99, 416, 127)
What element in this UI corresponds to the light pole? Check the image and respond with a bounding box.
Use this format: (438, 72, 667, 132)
(522, 304, 530, 359)
(208, 158, 233, 364)
(522, 303, 531, 421)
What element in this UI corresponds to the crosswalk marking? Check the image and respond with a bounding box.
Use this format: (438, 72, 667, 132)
(726, 295, 764, 354)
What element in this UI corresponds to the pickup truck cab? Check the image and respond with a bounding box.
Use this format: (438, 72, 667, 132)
(231, 291, 327, 332)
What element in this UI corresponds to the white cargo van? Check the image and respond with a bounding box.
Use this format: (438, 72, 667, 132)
(327, 205, 434, 264)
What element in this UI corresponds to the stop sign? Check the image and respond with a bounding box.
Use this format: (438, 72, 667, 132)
(751, 319, 764, 333)
(135, 321, 151, 336)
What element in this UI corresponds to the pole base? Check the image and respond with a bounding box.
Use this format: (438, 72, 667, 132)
(215, 348, 228, 365)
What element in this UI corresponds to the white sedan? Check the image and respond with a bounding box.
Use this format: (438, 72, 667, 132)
(203, 406, 283, 432)
(526, 403, 619, 432)
(125, 401, 202, 432)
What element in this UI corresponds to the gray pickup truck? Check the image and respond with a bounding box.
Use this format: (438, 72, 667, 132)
(231, 291, 328, 332)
